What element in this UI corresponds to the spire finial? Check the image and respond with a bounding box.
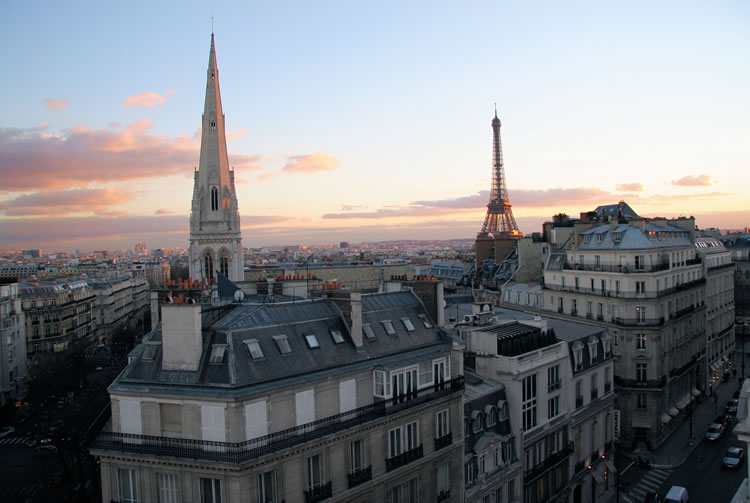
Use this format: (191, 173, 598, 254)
(211, 15, 214, 34)
(494, 102, 497, 119)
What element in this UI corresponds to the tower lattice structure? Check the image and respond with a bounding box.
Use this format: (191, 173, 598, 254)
(479, 109, 520, 237)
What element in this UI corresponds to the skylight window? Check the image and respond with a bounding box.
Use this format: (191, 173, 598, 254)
(305, 333, 320, 349)
(272, 335, 292, 354)
(401, 317, 415, 332)
(362, 323, 376, 339)
(244, 339, 264, 359)
(330, 329, 345, 344)
(209, 344, 227, 364)
(419, 314, 433, 328)
(381, 320, 396, 335)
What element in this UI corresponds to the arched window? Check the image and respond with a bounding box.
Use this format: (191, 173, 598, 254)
(204, 254, 214, 280)
(220, 254, 229, 277)
(211, 187, 219, 211)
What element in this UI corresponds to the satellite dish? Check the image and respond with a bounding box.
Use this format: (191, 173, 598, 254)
(234, 289, 245, 302)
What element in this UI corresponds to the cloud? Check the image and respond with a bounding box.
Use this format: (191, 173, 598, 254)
(615, 182, 644, 192)
(341, 204, 365, 211)
(0, 123, 262, 191)
(0, 188, 134, 216)
(672, 174, 713, 187)
(235, 178, 249, 184)
(122, 90, 176, 108)
(282, 152, 339, 174)
(109, 122, 121, 128)
(154, 208, 175, 215)
(257, 172, 277, 181)
(226, 129, 248, 142)
(43, 98, 69, 110)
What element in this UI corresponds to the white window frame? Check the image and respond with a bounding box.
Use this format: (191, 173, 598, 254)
(436, 409, 450, 438)
(257, 470, 277, 503)
(118, 468, 138, 503)
(307, 453, 324, 490)
(374, 370, 391, 398)
(304, 333, 320, 349)
(243, 339, 263, 359)
(158, 472, 179, 503)
(200, 477, 222, 503)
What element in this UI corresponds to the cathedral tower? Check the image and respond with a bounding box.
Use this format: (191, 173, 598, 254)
(189, 34, 243, 282)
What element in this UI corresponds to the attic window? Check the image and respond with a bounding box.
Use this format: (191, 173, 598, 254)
(584, 234, 592, 242)
(272, 335, 292, 354)
(401, 317, 415, 332)
(419, 314, 433, 328)
(330, 329, 345, 344)
(613, 232, 622, 243)
(381, 320, 396, 335)
(362, 323, 376, 339)
(244, 339, 264, 359)
(209, 344, 227, 364)
(305, 334, 320, 349)
(596, 233, 604, 242)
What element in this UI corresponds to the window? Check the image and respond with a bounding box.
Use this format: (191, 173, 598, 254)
(604, 367, 611, 393)
(637, 334, 646, 350)
(210, 186, 219, 211)
(466, 461, 475, 484)
(573, 342, 584, 370)
(636, 363, 647, 382)
(350, 439, 365, 472)
(330, 329, 345, 344)
(596, 233, 604, 242)
(509, 479, 516, 500)
(244, 339, 264, 359)
(418, 361, 433, 386)
(381, 320, 396, 335)
(362, 323, 376, 339)
(547, 395, 559, 419)
(636, 306, 646, 323)
(635, 255, 645, 270)
(595, 255, 601, 266)
(401, 317, 415, 331)
(209, 344, 226, 364)
(637, 393, 647, 409)
(272, 335, 291, 354)
(522, 374, 537, 430)
(374, 370, 391, 397)
(388, 426, 403, 457)
(160, 403, 183, 435)
(436, 409, 450, 438)
(389, 421, 419, 457)
(589, 337, 598, 362)
(590, 373, 598, 399)
(547, 365, 560, 391)
(437, 462, 449, 496)
(204, 254, 214, 280)
(257, 470, 276, 503)
(118, 469, 137, 503)
(219, 254, 228, 277)
(418, 314, 433, 328)
(636, 281, 645, 295)
(406, 421, 419, 450)
(388, 477, 420, 503)
(601, 333, 611, 356)
(304, 334, 320, 349)
(157, 472, 178, 503)
(576, 380, 583, 408)
(307, 454, 323, 490)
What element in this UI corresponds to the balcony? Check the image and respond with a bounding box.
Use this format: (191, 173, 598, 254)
(708, 262, 735, 272)
(686, 257, 702, 266)
(386, 444, 423, 472)
(524, 441, 574, 483)
(434, 433, 452, 451)
(604, 383, 611, 394)
(615, 375, 667, 389)
(304, 481, 332, 503)
(562, 261, 669, 274)
(612, 316, 665, 327)
(591, 389, 599, 400)
(669, 356, 697, 378)
(92, 377, 463, 465)
(437, 490, 451, 502)
(548, 381, 561, 393)
(347, 466, 372, 488)
(544, 277, 706, 300)
(576, 396, 584, 409)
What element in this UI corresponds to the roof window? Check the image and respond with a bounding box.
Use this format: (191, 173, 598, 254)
(304, 333, 320, 349)
(330, 329, 345, 344)
(244, 339, 264, 359)
(362, 323, 376, 339)
(381, 320, 396, 335)
(401, 317, 415, 332)
(418, 314, 433, 328)
(209, 344, 227, 364)
(272, 335, 292, 354)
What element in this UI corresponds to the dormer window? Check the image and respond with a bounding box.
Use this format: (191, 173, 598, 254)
(304, 334, 320, 349)
(596, 233, 604, 242)
(572, 341, 584, 371)
(273, 335, 292, 354)
(330, 329, 344, 344)
(588, 336, 599, 363)
(613, 232, 622, 244)
(401, 317, 415, 332)
(244, 339, 264, 359)
(362, 323, 376, 339)
(381, 320, 396, 335)
(601, 334, 612, 357)
(209, 344, 227, 364)
(418, 314, 433, 328)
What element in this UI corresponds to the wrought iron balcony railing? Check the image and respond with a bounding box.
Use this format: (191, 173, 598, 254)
(347, 466, 372, 489)
(91, 377, 464, 465)
(385, 444, 423, 472)
(304, 481, 332, 503)
(437, 490, 451, 502)
(614, 375, 667, 389)
(524, 442, 574, 483)
(434, 433, 452, 451)
(562, 261, 669, 273)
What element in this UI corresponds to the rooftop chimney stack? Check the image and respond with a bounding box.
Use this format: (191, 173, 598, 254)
(161, 302, 203, 371)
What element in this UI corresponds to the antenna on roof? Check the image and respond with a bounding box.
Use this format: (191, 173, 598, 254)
(211, 15, 214, 34)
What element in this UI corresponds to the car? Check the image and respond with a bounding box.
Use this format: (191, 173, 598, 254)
(37, 437, 53, 445)
(35, 444, 57, 453)
(664, 486, 689, 503)
(723, 446, 745, 468)
(643, 491, 660, 502)
(726, 399, 739, 415)
(0, 426, 15, 438)
(715, 414, 732, 428)
(95, 366, 103, 371)
(705, 422, 725, 441)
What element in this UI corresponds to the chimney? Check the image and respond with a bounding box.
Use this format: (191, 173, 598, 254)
(161, 302, 203, 371)
(350, 291, 363, 348)
(405, 278, 445, 327)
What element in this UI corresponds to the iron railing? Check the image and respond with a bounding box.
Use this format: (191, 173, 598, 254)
(385, 444, 423, 472)
(544, 277, 705, 300)
(562, 262, 669, 273)
(347, 466, 372, 488)
(304, 481, 332, 503)
(615, 375, 667, 389)
(524, 442, 574, 483)
(91, 377, 463, 465)
(434, 433, 452, 451)
(437, 490, 451, 502)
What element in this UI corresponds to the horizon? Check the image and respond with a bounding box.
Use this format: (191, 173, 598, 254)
(2, 1, 749, 252)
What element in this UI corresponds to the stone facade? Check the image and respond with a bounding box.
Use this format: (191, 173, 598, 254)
(0, 279, 26, 406)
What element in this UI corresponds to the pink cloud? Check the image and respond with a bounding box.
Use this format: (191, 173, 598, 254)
(226, 129, 248, 142)
(122, 90, 176, 108)
(0, 188, 134, 216)
(109, 121, 121, 128)
(43, 98, 69, 110)
(257, 172, 277, 181)
(154, 208, 175, 215)
(282, 152, 339, 174)
(616, 182, 644, 192)
(0, 124, 262, 191)
(672, 174, 713, 187)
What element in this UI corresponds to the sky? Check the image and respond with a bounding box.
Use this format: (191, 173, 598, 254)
(1, 1, 749, 253)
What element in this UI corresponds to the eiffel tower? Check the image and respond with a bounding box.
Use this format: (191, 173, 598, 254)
(478, 108, 521, 237)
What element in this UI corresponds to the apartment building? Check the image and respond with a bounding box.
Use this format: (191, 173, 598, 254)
(89, 275, 150, 343)
(20, 279, 97, 365)
(0, 278, 26, 407)
(457, 305, 615, 503)
(91, 290, 465, 503)
(542, 217, 706, 449)
(722, 231, 750, 335)
(695, 236, 735, 386)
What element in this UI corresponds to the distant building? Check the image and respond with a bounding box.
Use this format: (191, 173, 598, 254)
(88, 275, 149, 343)
(0, 278, 26, 406)
(22, 249, 42, 258)
(340, 241, 350, 249)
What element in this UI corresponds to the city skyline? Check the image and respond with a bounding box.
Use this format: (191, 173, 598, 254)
(1, 1, 749, 252)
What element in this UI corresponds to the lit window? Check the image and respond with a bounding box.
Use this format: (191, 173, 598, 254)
(381, 320, 396, 335)
(244, 339, 264, 359)
(362, 323, 376, 339)
(330, 329, 345, 344)
(401, 317, 415, 332)
(209, 344, 226, 364)
(272, 335, 292, 354)
(305, 334, 320, 349)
